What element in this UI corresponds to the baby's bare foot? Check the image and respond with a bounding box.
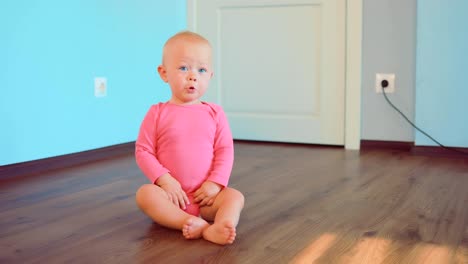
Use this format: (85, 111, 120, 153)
(182, 216, 209, 239)
(202, 220, 236, 245)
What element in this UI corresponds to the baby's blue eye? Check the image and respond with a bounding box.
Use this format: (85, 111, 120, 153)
(199, 68, 207, 73)
(179, 66, 188, 71)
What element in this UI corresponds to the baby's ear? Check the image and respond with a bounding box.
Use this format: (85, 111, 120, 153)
(157, 65, 168, 82)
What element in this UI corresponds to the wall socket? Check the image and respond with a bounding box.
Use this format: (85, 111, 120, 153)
(375, 73, 395, 93)
(94, 77, 107, 97)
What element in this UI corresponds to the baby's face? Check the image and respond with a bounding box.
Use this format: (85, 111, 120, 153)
(159, 39, 213, 105)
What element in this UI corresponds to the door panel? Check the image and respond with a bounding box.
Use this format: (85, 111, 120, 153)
(192, 0, 345, 145)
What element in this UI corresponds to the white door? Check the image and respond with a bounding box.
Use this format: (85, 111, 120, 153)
(189, 0, 346, 145)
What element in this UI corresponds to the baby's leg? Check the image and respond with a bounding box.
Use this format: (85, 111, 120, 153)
(200, 187, 245, 245)
(136, 184, 208, 239)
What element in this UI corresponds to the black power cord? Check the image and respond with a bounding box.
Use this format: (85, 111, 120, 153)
(380, 79, 468, 157)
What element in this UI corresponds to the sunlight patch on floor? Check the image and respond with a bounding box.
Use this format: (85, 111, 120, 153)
(403, 243, 453, 264)
(289, 233, 337, 264)
(348, 237, 391, 263)
(289, 233, 457, 264)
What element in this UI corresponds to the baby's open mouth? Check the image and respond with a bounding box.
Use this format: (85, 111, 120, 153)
(188, 86, 195, 90)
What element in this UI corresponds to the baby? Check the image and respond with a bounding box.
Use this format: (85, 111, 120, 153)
(135, 31, 244, 245)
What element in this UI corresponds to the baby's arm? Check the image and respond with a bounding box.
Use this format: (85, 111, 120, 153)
(135, 105, 169, 183)
(194, 106, 234, 206)
(205, 106, 234, 187)
(135, 105, 189, 209)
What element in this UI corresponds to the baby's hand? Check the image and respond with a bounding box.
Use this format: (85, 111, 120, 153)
(156, 173, 190, 210)
(194, 181, 222, 206)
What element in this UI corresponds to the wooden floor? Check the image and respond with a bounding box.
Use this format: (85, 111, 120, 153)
(1, 141, 467, 263)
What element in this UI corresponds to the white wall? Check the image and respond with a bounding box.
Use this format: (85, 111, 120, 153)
(361, 0, 417, 142)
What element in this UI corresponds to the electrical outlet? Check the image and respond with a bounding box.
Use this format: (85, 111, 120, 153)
(375, 73, 395, 93)
(94, 77, 107, 97)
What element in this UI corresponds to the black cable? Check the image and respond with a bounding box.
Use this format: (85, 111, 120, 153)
(380, 80, 468, 156)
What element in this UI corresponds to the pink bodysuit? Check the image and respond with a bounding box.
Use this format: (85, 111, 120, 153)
(135, 101, 234, 216)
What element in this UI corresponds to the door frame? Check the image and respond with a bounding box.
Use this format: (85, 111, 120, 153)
(187, 0, 362, 150)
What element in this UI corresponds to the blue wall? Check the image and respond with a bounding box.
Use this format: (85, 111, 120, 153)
(416, 1, 468, 147)
(1, 1, 186, 165)
(361, 0, 416, 143)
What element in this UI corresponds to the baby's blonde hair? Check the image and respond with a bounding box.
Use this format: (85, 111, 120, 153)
(162, 31, 211, 65)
